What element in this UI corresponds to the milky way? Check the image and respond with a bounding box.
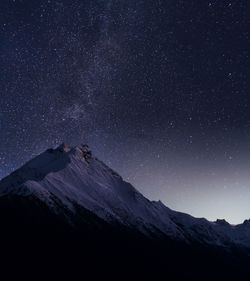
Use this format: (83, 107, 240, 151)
(0, 0, 249, 223)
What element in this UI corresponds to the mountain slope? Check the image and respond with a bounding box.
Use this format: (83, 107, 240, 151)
(1, 143, 250, 248)
(1, 143, 250, 280)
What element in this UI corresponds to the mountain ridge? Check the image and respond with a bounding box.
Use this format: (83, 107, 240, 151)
(1, 143, 250, 280)
(1, 143, 250, 248)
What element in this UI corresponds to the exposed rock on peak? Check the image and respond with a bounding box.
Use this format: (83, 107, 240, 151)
(57, 143, 71, 153)
(215, 219, 230, 226)
(77, 144, 92, 163)
(243, 219, 250, 226)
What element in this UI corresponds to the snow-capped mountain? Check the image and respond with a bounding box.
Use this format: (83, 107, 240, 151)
(0, 143, 250, 250)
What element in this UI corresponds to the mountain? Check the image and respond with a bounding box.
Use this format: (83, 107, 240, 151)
(0, 143, 250, 280)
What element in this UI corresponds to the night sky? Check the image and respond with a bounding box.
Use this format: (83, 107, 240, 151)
(0, 0, 249, 224)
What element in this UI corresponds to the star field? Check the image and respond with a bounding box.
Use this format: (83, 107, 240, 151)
(0, 0, 249, 223)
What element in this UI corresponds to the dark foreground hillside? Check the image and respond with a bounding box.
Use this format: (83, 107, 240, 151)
(1, 195, 250, 281)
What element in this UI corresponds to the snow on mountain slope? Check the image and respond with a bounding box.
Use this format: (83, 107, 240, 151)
(0, 144, 180, 237)
(0, 143, 250, 248)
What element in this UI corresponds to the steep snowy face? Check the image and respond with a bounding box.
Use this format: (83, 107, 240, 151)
(0, 144, 181, 238)
(0, 143, 250, 248)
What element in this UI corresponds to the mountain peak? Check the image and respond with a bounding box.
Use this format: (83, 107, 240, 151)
(45, 143, 93, 163)
(215, 219, 230, 226)
(76, 144, 92, 163)
(56, 143, 71, 153)
(243, 219, 250, 226)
